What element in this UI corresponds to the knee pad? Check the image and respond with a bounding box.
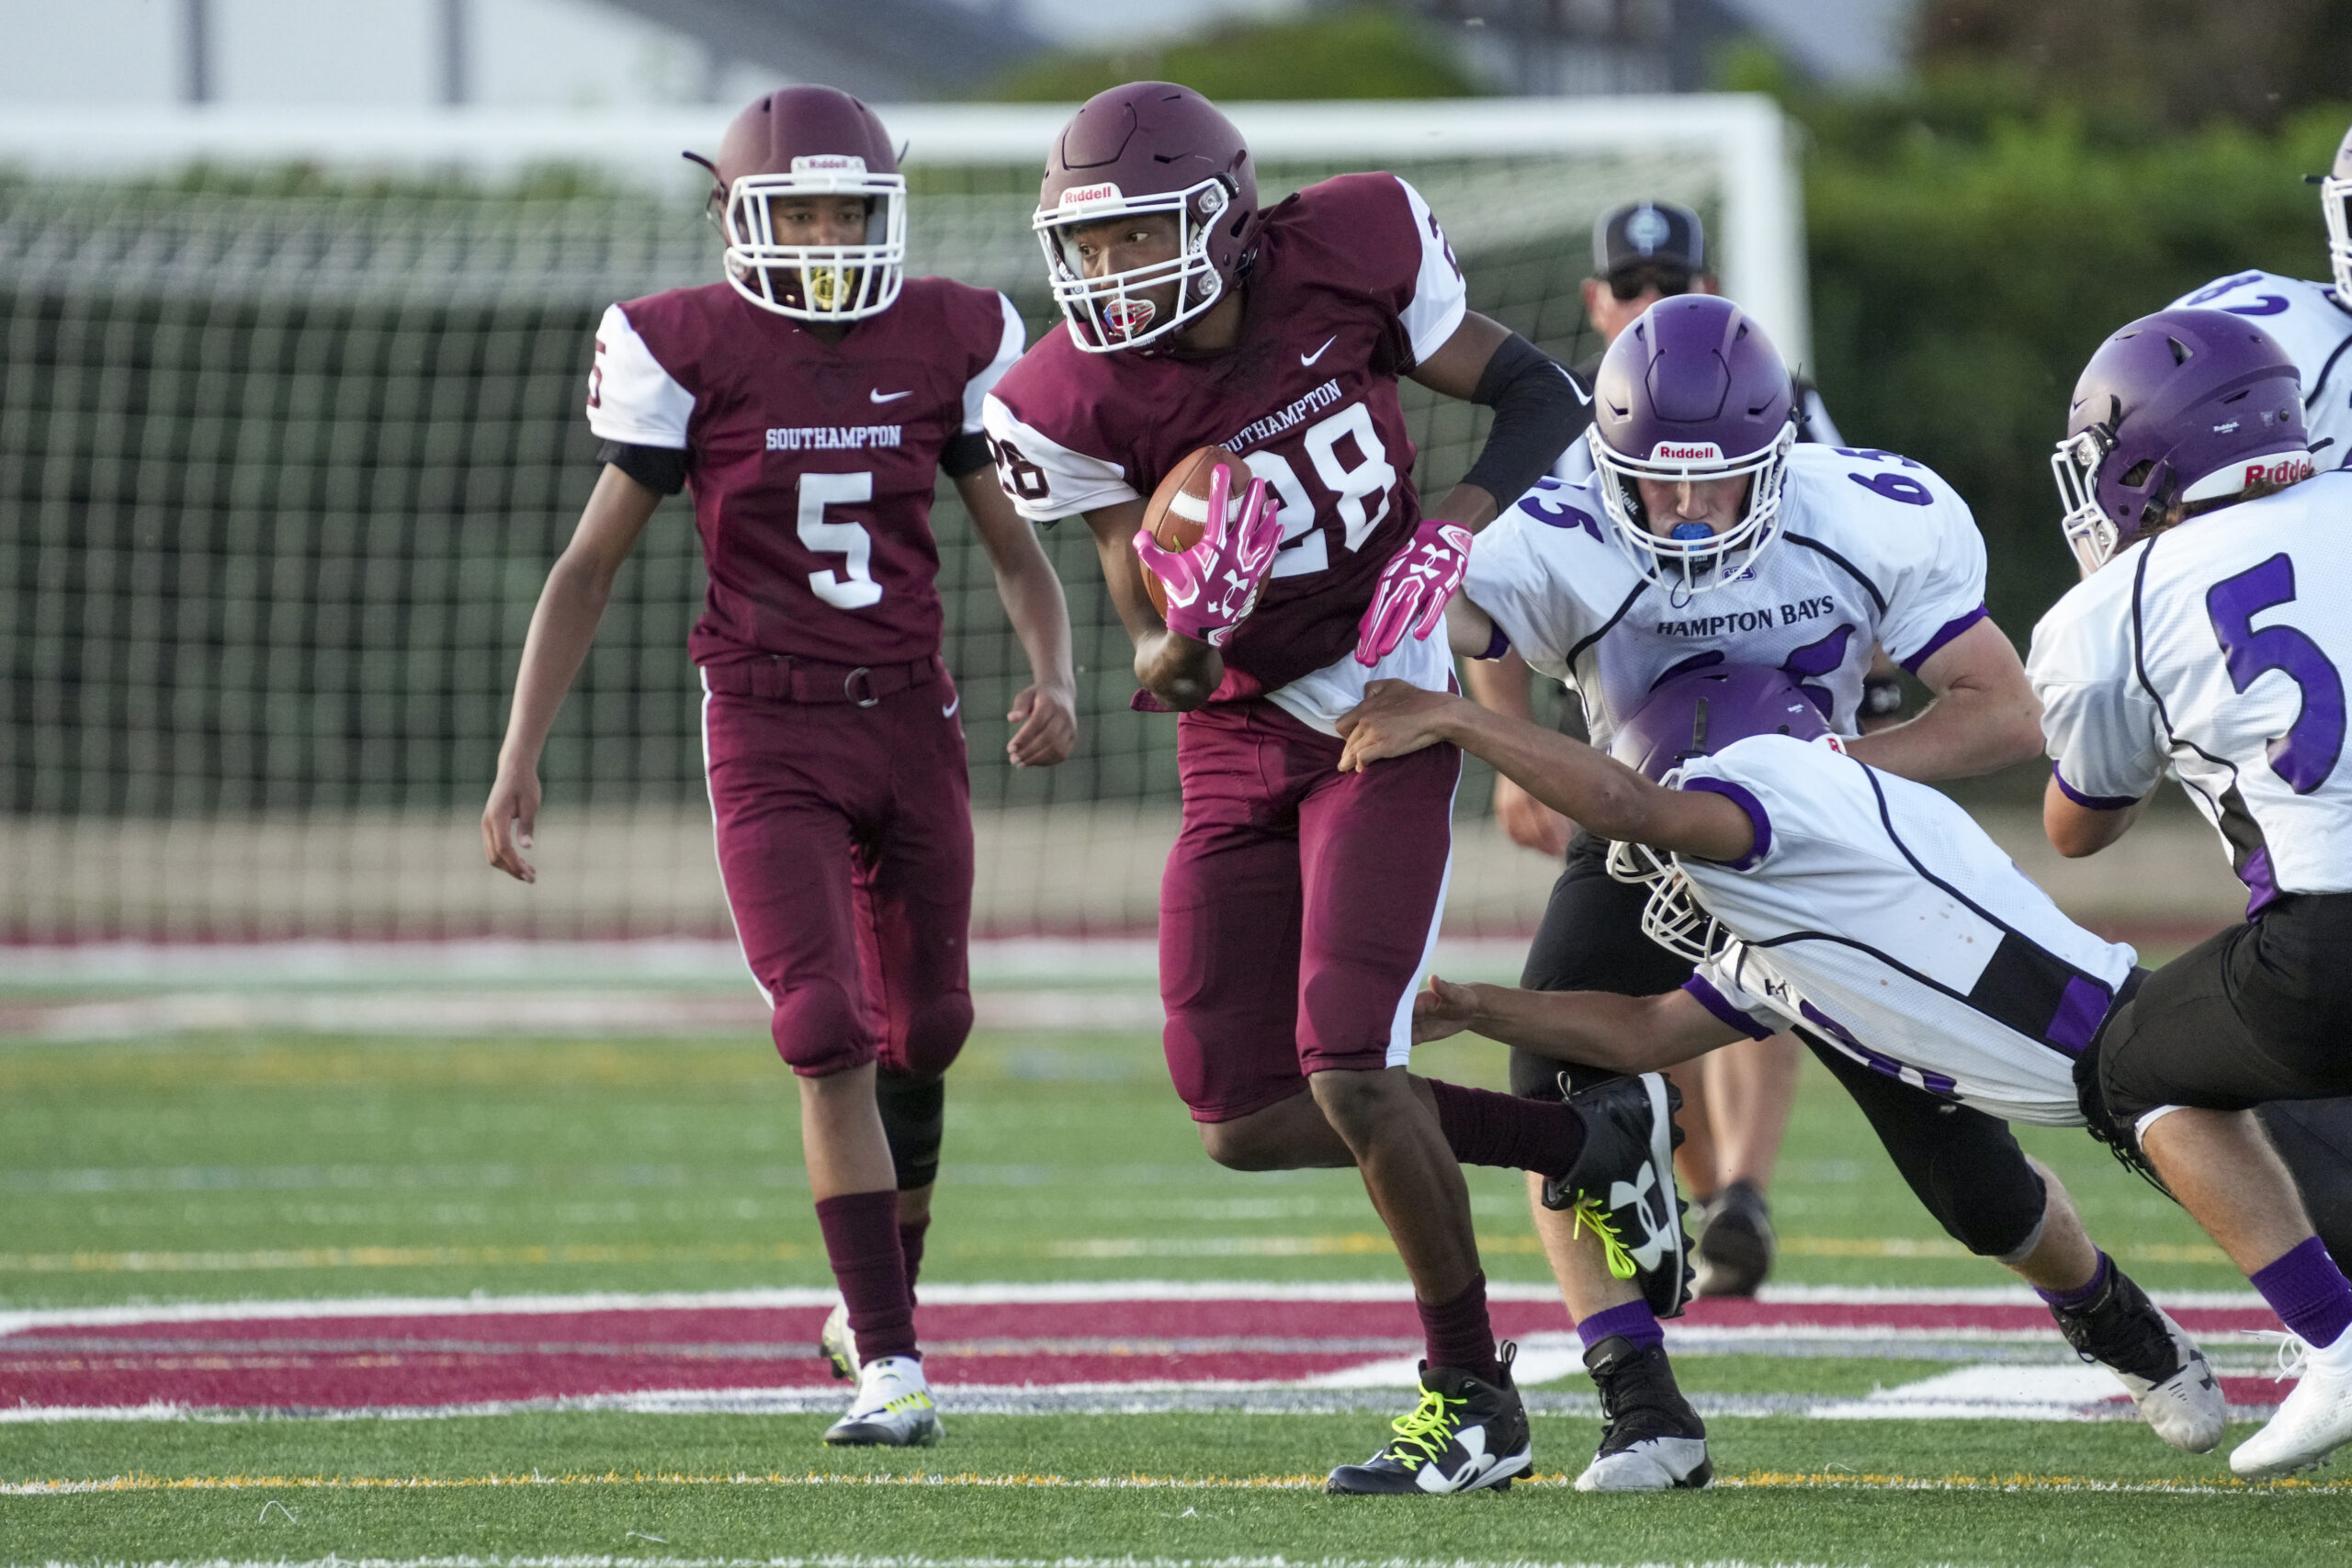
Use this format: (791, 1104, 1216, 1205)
(875, 1069, 945, 1191)
(897, 992, 973, 1080)
(1923, 1134, 2048, 1259)
(769, 979, 867, 1077)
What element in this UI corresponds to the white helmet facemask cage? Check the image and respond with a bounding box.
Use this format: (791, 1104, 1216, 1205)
(720, 159, 908, 322)
(2050, 424, 2122, 575)
(1604, 834, 1733, 965)
(2324, 159, 2352, 303)
(1588, 418, 1797, 596)
(1034, 178, 1231, 353)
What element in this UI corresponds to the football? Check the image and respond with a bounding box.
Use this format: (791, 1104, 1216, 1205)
(1139, 444, 1248, 615)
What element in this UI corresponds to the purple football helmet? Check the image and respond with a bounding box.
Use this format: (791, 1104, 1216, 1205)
(2322, 121, 2352, 300)
(1587, 295, 1797, 595)
(1603, 665, 1837, 963)
(2052, 309, 2312, 573)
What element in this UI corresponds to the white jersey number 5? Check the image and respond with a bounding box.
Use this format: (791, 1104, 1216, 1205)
(798, 471, 883, 610)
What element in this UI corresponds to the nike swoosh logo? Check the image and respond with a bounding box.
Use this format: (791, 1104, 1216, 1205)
(1300, 335, 1337, 367)
(942, 694, 961, 719)
(870, 389, 912, 404)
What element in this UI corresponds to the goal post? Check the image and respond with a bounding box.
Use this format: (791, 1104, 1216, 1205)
(0, 96, 1813, 943)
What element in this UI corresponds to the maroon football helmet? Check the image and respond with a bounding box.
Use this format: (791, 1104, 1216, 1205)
(1032, 82, 1260, 352)
(688, 87, 906, 321)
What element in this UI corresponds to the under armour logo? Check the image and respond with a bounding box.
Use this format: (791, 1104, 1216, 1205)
(1611, 1162, 1676, 1271)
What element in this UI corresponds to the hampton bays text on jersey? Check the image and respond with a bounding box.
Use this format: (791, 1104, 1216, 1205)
(1656, 596, 1839, 638)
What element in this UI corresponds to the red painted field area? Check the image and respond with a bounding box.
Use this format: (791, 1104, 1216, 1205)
(0, 1292, 2289, 1416)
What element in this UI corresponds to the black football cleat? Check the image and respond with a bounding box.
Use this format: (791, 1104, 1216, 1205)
(1691, 1179, 1777, 1298)
(1576, 1334, 1713, 1491)
(2049, 1264, 2224, 1452)
(1543, 1071, 1694, 1318)
(1326, 1346, 1532, 1495)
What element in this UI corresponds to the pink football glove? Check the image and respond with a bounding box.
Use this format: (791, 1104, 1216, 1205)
(1355, 519, 1473, 665)
(1134, 462, 1283, 649)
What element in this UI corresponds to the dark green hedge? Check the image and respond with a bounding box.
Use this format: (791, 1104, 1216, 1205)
(1796, 81, 2351, 636)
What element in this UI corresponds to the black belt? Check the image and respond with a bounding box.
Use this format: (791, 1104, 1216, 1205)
(702, 654, 943, 708)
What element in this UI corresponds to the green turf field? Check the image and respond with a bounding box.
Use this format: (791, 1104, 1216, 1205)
(7, 1024, 2345, 1567)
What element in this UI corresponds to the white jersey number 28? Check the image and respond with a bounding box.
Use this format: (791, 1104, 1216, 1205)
(1250, 400, 1398, 581)
(797, 471, 883, 610)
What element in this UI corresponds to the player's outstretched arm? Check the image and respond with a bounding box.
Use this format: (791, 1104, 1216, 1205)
(1081, 498, 1225, 709)
(1407, 312, 1589, 533)
(1413, 974, 1743, 1070)
(482, 464, 662, 883)
(1336, 680, 1752, 863)
(1842, 618, 2044, 783)
(956, 468, 1077, 768)
(1460, 645, 1573, 856)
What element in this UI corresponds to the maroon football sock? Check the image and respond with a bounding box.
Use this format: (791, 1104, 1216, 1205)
(1419, 1270, 1503, 1384)
(814, 1190, 918, 1363)
(898, 1214, 931, 1293)
(1426, 1078, 1584, 1180)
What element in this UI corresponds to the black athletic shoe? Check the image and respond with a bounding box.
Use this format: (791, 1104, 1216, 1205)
(2050, 1265, 2225, 1452)
(1576, 1334, 1713, 1491)
(1325, 1346, 1532, 1495)
(1542, 1071, 1694, 1318)
(1691, 1179, 1776, 1298)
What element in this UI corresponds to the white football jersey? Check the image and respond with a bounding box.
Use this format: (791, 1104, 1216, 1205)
(2168, 271, 2352, 471)
(2030, 470, 2352, 912)
(1466, 443, 1989, 750)
(1672, 735, 2138, 1127)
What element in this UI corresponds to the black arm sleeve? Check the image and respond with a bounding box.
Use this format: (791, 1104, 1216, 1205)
(940, 430, 993, 479)
(1460, 333, 1593, 512)
(597, 439, 689, 497)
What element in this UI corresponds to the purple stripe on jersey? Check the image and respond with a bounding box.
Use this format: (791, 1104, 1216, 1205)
(2050, 763, 2141, 813)
(1680, 975, 1776, 1042)
(2046, 974, 2112, 1054)
(1800, 998, 1961, 1097)
(1899, 603, 1989, 674)
(1680, 777, 1771, 871)
(1476, 623, 1512, 661)
(2242, 845, 2283, 919)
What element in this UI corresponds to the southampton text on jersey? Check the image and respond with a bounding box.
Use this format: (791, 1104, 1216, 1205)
(766, 424, 907, 452)
(1657, 597, 1840, 638)
(1222, 378, 1344, 453)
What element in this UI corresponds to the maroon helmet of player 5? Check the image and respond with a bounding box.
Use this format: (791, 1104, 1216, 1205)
(695, 87, 907, 321)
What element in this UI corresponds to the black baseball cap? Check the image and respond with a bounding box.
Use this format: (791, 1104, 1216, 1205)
(1593, 201, 1705, 277)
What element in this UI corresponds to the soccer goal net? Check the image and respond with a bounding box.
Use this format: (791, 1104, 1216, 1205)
(0, 96, 1806, 942)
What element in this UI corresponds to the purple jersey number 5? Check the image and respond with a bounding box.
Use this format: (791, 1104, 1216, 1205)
(2205, 553, 2347, 794)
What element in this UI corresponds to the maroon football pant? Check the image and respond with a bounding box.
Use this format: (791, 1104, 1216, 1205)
(701, 670, 974, 1079)
(1160, 699, 1460, 1122)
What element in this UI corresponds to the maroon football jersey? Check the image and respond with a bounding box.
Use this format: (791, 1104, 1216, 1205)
(589, 276, 1025, 669)
(982, 173, 1467, 694)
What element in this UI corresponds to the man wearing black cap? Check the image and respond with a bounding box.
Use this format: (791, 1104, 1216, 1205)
(1464, 200, 1873, 1300)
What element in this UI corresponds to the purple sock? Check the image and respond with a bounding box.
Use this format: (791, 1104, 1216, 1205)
(2035, 1249, 2112, 1312)
(1576, 1298, 1665, 1354)
(814, 1190, 918, 1362)
(1425, 1078, 1584, 1179)
(1418, 1271, 1504, 1384)
(2251, 1236, 2352, 1349)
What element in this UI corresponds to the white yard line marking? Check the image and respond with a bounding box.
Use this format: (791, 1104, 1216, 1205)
(0, 1280, 2265, 1335)
(6, 1469, 2343, 1500)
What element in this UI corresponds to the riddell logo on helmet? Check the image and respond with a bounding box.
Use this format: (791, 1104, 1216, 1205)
(790, 155, 866, 174)
(2245, 456, 2316, 486)
(1060, 182, 1124, 208)
(1649, 442, 1724, 461)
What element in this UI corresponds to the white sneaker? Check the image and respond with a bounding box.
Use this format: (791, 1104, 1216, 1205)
(2232, 1330, 2352, 1478)
(822, 1354, 942, 1448)
(819, 1301, 860, 1382)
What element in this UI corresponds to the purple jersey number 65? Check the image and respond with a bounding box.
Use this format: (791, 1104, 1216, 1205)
(2205, 553, 2347, 794)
